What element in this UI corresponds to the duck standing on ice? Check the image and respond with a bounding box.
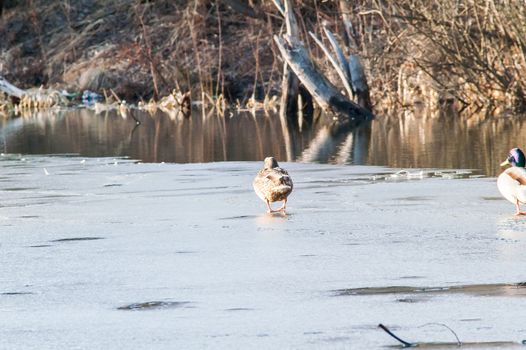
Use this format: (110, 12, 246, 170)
(253, 157, 293, 213)
(497, 148, 526, 215)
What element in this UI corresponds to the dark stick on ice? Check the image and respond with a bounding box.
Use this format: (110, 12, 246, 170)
(378, 324, 414, 348)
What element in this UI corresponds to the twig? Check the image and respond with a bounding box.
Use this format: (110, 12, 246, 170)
(215, 0, 223, 97)
(189, 4, 205, 101)
(339, 0, 358, 49)
(417, 323, 461, 346)
(109, 89, 122, 103)
(130, 111, 141, 125)
(135, 3, 160, 100)
(272, 0, 285, 17)
(252, 30, 262, 100)
(378, 324, 414, 348)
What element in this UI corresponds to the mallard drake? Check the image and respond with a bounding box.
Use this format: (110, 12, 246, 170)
(497, 148, 526, 215)
(253, 157, 293, 213)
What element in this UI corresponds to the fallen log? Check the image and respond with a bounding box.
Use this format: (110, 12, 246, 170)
(273, 35, 373, 125)
(0, 76, 68, 108)
(0, 76, 26, 98)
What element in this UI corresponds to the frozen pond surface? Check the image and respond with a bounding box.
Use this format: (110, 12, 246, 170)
(1, 155, 526, 349)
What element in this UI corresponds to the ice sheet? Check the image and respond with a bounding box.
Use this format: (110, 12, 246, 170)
(0, 155, 525, 349)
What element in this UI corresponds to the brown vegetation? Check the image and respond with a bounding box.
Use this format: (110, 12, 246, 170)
(0, 0, 525, 115)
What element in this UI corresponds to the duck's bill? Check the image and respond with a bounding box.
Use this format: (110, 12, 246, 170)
(500, 159, 510, 167)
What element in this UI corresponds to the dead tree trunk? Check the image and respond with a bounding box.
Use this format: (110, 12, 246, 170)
(275, 0, 299, 124)
(272, 2, 373, 125)
(349, 55, 372, 111)
(310, 25, 372, 112)
(273, 0, 300, 161)
(274, 35, 373, 126)
(337, 2, 372, 111)
(338, 0, 357, 49)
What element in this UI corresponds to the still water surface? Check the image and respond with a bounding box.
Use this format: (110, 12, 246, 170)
(1, 108, 525, 175)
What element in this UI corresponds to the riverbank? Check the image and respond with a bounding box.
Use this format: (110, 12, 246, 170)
(1, 1, 525, 114)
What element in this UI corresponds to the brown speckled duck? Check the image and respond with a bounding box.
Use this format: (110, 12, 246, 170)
(253, 157, 293, 213)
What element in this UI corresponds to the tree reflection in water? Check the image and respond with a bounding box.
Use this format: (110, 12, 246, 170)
(0, 108, 525, 176)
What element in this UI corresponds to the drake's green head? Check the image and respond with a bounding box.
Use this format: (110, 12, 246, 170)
(501, 148, 526, 167)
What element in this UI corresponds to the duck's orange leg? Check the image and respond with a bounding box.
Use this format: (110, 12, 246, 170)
(277, 198, 288, 212)
(515, 199, 526, 216)
(266, 199, 275, 213)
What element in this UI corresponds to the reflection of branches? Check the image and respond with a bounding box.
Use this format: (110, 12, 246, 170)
(153, 115, 161, 162)
(250, 113, 265, 160)
(115, 118, 142, 158)
(335, 132, 354, 165)
(129, 109, 141, 125)
(129, 122, 140, 142)
(280, 115, 296, 162)
(301, 122, 351, 163)
(211, 110, 227, 161)
(301, 121, 371, 164)
(348, 122, 371, 165)
(301, 127, 336, 163)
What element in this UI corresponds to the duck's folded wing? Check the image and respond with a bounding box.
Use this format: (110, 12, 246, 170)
(518, 185, 526, 204)
(508, 167, 526, 185)
(498, 168, 526, 204)
(263, 171, 280, 184)
(515, 168, 526, 203)
(280, 174, 293, 189)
